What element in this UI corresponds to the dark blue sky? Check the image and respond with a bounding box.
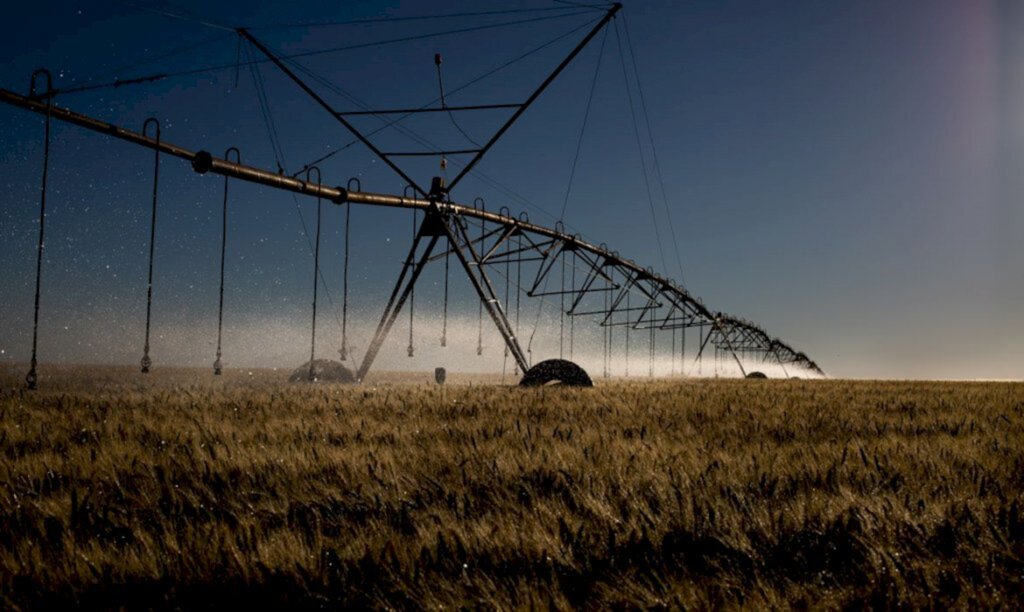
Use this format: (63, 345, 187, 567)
(1, 1, 1022, 379)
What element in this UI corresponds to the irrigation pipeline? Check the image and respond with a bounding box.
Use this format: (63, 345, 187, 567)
(0, 88, 824, 376)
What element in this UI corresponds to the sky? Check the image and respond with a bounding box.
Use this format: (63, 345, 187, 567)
(1, 0, 1022, 380)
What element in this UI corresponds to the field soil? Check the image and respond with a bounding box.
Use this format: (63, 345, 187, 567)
(1, 366, 1022, 608)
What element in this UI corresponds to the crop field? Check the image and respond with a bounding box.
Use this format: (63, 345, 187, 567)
(1, 366, 1022, 609)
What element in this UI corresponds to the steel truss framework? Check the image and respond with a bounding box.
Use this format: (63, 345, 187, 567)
(1, 3, 823, 384)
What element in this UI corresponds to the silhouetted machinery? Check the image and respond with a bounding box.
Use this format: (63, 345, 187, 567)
(3, 4, 823, 388)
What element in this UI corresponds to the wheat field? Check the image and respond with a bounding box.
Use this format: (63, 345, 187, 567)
(1, 366, 1022, 608)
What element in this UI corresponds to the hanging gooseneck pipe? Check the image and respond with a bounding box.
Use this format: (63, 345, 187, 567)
(625, 289, 631, 377)
(441, 225, 450, 348)
(602, 268, 610, 378)
(140, 117, 161, 374)
(569, 251, 576, 360)
(407, 185, 418, 358)
(307, 167, 323, 381)
(499, 206, 512, 375)
(474, 197, 485, 356)
(340, 178, 359, 361)
(560, 251, 566, 359)
(649, 316, 655, 377)
(25, 69, 52, 391)
(671, 322, 676, 376)
(515, 212, 526, 373)
(407, 208, 416, 359)
(214, 147, 240, 375)
(503, 230, 511, 375)
(680, 325, 686, 376)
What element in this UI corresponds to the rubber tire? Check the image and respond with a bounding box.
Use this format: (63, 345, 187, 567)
(519, 359, 593, 387)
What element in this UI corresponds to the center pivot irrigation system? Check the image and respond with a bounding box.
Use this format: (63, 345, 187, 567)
(5, 3, 823, 389)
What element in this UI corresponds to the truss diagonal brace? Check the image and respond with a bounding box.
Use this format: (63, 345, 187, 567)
(237, 28, 428, 197)
(447, 3, 622, 192)
(695, 320, 747, 377)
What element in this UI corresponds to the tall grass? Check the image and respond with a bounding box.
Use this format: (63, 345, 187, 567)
(1, 366, 1022, 608)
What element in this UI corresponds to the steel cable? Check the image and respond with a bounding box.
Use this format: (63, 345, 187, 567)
(244, 42, 348, 338)
(250, 6, 597, 30)
(50, 10, 594, 100)
(559, 25, 608, 221)
(613, 19, 669, 279)
(622, 12, 687, 285)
